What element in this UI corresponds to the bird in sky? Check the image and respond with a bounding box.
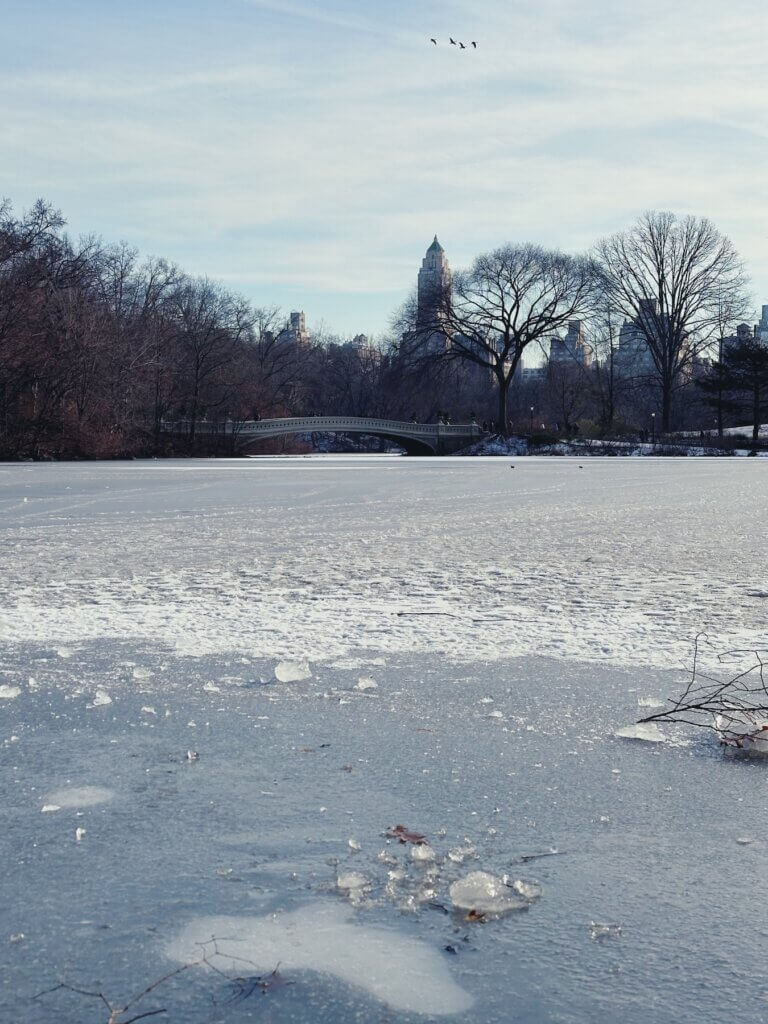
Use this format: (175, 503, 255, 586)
(459, 41, 466, 49)
(471, 41, 477, 48)
(430, 37, 437, 44)
(449, 37, 456, 44)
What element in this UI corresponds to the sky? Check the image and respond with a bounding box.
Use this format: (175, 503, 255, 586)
(2, 0, 767, 339)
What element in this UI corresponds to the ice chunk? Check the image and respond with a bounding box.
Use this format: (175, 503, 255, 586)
(203, 682, 221, 693)
(347, 838, 361, 852)
(504, 878, 542, 902)
(336, 870, 369, 893)
(75, 827, 86, 841)
(132, 667, 153, 680)
(43, 786, 113, 809)
(736, 837, 754, 845)
(410, 843, 436, 863)
(449, 871, 530, 915)
(637, 697, 665, 708)
(274, 660, 312, 683)
(590, 921, 622, 940)
(447, 844, 476, 863)
(90, 690, 112, 707)
(166, 904, 473, 1015)
(354, 676, 378, 692)
(614, 723, 665, 743)
(0, 685, 21, 700)
(141, 706, 157, 715)
(41, 804, 61, 813)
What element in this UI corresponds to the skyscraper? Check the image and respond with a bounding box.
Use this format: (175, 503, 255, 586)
(417, 236, 452, 328)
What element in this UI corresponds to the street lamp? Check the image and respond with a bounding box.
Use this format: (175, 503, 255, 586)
(651, 412, 656, 446)
(530, 406, 534, 433)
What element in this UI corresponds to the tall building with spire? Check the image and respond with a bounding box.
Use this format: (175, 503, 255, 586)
(417, 236, 452, 328)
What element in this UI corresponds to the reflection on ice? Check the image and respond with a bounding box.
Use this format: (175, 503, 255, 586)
(166, 903, 473, 1015)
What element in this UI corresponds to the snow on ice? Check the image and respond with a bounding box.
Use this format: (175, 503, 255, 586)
(166, 904, 474, 1015)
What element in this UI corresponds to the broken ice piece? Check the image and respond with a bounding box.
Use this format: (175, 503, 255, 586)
(410, 844, 436, 863)
(185, 750, 199, 761)
(336, 871, 370, 894)
(736, 837, 754, 845)
(75, 828, 86, 842)
(0, 685, 22, 700)
(41, 804, 61, 813)
(347, 838, 362, 852)
(637, 697, 665, 708)
(355, 677, 378, 692)
(141, 706, 157, 716)
(449, 871, 530, 916)
(614, 723, 665, 743)
(274, 660, 312, 683)
(447, 844, 475, 863)
(91, 690, 112, 707)
(504, 878, 542, 902)
(589, 921, 622, 940)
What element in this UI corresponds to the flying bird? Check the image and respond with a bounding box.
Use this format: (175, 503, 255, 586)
(459, 41, 466, 49)
(471, 41, 477, 48)
(430, 37, 437, 44)
(449, 37, 456, 44)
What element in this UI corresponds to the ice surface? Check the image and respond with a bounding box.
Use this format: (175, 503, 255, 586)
(2, 460, 766, 669)
(614, 723, 666, 743)
(275, 659, 312, 682)
(449, 871, 530, 915)
(166, 904, 473, 1015)
(4, 460, 768, 1024)
(42, 785, 114, 809)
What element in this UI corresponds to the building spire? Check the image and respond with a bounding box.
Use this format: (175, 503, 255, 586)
(427, 235, 444, 254)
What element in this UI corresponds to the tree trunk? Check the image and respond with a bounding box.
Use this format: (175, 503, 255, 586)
(496, 368, 510, 436)
(661, 380, 672, 433)
(753, 383, 760, 442)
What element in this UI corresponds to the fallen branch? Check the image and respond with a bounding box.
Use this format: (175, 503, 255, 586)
(638, 634, 768, 745)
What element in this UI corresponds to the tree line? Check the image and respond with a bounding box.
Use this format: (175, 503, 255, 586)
(0, 199, 759, 459)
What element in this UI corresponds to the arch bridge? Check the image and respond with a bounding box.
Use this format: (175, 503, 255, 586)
(162, 416, 484, 455)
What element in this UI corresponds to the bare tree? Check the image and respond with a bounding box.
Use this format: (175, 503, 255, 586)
(407, 245, 597, 434)
(595, 212, 749, 432)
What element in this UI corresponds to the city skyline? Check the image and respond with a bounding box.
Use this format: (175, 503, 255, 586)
(3, 0, 766, 337)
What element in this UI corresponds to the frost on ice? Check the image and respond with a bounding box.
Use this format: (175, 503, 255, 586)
(274, 659, 312, 683)
(166, 903, 473, 1015)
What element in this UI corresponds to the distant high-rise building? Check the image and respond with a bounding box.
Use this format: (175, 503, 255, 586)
(417, 236, 452, 328)
(402, 237, 453, 358)
(285, 311, 309, 346)
(755, 306, 768, 344)
(548, 320, 592, 368)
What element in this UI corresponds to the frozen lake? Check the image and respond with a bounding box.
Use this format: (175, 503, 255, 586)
(1, 457, 768, 1023)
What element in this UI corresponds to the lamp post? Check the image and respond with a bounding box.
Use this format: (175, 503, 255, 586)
(529, 406, 534, 433)
(651, 412, 656, 446)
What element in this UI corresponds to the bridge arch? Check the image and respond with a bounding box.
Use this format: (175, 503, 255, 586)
(161, 416, 483, 455)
